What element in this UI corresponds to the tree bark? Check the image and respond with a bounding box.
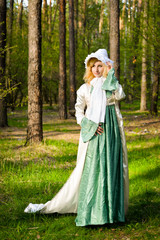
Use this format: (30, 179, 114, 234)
(27, 0, 43, 143)
(17, 0, 23, 29)
(99, 0, 105, 35)
(51, 0, 59, 33)
(119, 0, 126, 32)
(109, 0, 120, 80)
(150, 61, 159, 115)
(82, 0, 86, 45)
(69, 0, 76, 116)
(7, 0, 14, 74)
(150, 0, 159, 115)
(58, 0, 67, 119)
(42, 0, 48, 37)
(48, 0, 52, 34)
(0, 0, 8, 127)
(8, 0, 14, 42)
(140, 0, 148, 111)
(74, 0, 79, 49)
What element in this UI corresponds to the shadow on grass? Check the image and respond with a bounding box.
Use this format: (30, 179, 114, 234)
(127, 191, 160, 223)
(127, 144, 160, 163)
(126, 133, 160, 142)
(130, 166, 160, 182)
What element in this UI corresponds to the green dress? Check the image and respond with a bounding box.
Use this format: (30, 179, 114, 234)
(75, 69, 125, 226)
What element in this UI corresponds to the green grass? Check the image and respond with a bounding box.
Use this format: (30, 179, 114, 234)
(0, 109, 160, 239)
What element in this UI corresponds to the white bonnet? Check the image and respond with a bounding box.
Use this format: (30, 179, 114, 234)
(84, 49, 114, 68)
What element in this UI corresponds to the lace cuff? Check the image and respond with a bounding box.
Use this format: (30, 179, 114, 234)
(80, 117, 98, 143)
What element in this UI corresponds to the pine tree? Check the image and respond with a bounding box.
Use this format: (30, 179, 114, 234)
(27, 0, 43, 143)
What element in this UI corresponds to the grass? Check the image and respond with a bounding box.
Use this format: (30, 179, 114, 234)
(0, 106, 160, 239)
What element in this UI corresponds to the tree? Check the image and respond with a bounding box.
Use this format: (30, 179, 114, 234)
(0, 0, 8, 127)
(150, 61, 159, 115)
(150, 0, 159, 115)
(58, 0, 67, 119)
(99, 0, 105, 35)
(109, 0, 120, 80)
(140, 0, 148, 111)
(42, 0, 48, 38)
(26, 0, 43, 143)
(7, 0, 14, 75)
(74, 0, 79, 49)
(17, 0, 23, 29)
(69, 0, 76, 116)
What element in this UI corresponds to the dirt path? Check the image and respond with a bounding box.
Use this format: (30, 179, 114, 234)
(0, 111, 159, 142)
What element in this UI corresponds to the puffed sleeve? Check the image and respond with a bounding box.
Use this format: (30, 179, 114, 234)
(75, 85, 87, 125)
(75, 84, 98, 143)
(113, 83, 126, 101)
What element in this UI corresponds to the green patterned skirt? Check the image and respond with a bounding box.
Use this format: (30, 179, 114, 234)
(75, 105, 125, 226)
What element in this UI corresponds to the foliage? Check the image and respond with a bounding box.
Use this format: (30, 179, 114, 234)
(3, 0, 160, 111)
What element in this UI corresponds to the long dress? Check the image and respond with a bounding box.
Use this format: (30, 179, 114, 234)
(24, 69, 129, 227)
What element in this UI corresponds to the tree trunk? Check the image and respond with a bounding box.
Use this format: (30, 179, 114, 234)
(74, 0, 79, 49)
(140, 0, 148, 111)
(82, 0, 86, 45)
(131, 0, 136, 25)
(48, 0, 52, 34)
(99, 0, 105, 35)
(58, 0, 67, 119)
(119, 0, 126, 32)
(150, 61, 159, 115)
(27, 0, 43, 143)
(69, 0, 76, 116)
(150, 0, 159, 115)
(42, 0, 48, 37)
(51, 0, 59, 33)
(17, 0, 23, 29)
(109, 0, 120, 80)
(0, 0, 8, 127)
(7, 0, 14, 75)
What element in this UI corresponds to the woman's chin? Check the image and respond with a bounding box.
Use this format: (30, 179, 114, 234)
(93, 74, 102, 78)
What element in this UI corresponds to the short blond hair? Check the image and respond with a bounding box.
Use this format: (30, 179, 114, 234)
(83, 58, 108, 84)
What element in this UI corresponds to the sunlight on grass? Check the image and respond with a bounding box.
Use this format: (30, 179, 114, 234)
(0, 109, 160, 239)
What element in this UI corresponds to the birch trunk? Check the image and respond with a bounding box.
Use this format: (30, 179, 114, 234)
(140, 0, 148, 111)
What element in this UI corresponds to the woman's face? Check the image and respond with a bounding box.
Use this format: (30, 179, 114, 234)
(91, 61, 104, 78)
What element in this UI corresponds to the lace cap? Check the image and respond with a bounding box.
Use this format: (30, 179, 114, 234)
(84, 49, 114, 68)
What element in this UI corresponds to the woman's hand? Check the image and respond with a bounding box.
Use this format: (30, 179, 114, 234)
(106, 62, 113, 75)
(95, 124, 103, 136)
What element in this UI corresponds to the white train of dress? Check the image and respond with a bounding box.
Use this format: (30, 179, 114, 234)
(24, 82, 129, 215)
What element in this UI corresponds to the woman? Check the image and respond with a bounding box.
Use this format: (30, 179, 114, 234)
(25, 49, 129, 227)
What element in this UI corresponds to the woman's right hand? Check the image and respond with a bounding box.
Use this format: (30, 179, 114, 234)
(95, 124, 103, 136)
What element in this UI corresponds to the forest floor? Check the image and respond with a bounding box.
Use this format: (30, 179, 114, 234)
(0, 105, 160, 239)
(0, 106, 160, 143)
